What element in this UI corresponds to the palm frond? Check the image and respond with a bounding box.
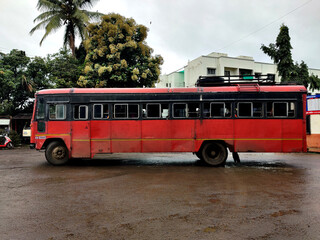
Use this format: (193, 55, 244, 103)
(39, 14, 64, 45)
(33, 10, 63, 23)
(37, 0, 62, 11)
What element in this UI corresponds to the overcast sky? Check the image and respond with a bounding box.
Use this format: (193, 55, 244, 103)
(0, 0, 319, 74)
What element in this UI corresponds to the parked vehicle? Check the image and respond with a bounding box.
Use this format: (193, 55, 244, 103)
(0, 134, 13, 149)
(30, 75, 307, 166)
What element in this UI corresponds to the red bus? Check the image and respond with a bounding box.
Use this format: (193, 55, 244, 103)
(30, 76, 307, 166)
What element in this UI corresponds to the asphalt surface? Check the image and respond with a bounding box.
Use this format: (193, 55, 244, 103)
(0, 148, 319, 240)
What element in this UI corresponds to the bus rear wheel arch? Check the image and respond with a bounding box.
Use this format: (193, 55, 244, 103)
(198, 141, 228, 167)
(45, 141, 69, 166)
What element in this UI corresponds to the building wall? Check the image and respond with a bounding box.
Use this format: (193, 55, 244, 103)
(160, 52, 320, 89)
(158, 71, 184, 88)
(182, 52, 280, 87)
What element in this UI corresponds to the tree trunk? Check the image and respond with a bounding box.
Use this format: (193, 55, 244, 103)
(69, 34, 76, 57)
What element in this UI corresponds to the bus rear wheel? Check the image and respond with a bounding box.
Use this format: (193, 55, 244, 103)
(200, 142, 228, 167)
(45, 141, 69, 166)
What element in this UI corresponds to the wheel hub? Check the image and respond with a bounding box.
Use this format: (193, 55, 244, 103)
(52, 146, 66, 159)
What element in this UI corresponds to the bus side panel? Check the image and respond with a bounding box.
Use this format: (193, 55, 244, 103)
(46, 121, 71, 150)
(171, 120, 195, 152)
(142, 120, 171, 152)
(195, 119, 234, 152)
(90, 120, 111, 157)
(71, 121, 91, 158)
(111, 120, 141, 153)
(282, 119, 305, 152)
(234, 119, 282, 152)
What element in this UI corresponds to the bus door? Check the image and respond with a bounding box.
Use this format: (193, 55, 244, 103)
(71, 105, 91, 158)
(90, 104, 111, 156)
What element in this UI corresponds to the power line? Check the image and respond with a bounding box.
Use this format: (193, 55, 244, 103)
(216, 0, 313, 52)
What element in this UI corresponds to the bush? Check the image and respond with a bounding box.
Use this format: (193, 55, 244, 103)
(8, 130, 21, 147)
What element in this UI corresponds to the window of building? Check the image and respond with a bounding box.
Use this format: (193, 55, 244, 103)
(49, 104, 66, 120)
(207, 68, 216, 75)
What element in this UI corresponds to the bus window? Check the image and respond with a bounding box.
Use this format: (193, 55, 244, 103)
(173, 103, 187, 118)
(146, 104, 161, 118)
(49, 104, 66, 120)
(74, 105, 88, 120)
(273, 102, 287, 117)
(93, 104, 109, 119)
(288, 102, 295, 117)
(188, 103, 200, 118)
(114, 104, 127, 118)
(253, 103, 263, 117)
(93, 104, 102, 119)
(161, 104, 169, 119)
(36, 98, 45, 120)
(203, 103, 210, 118)
(210, 102, 225, 117)
(114, 104, 139, 119)
(238, 102, 252, 117)
(128, 104, 139, 119)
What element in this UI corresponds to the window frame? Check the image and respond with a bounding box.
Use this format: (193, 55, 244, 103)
(237, 102, 253, 118)
(93, 104, 103, 119)
(210, 102, 226, 118)
(146, 103, 161, 119)
(273, 102, 288, 118)
(49, 104, 66, 120)
(74, 105, 88, 120)
(172, 103, 188, 118)
(114, 103, 139, 119)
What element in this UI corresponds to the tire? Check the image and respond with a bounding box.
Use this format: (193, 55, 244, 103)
(201, 142, 228, 167)
(6, 142, 13, 149)
(45, 141, 69, 166)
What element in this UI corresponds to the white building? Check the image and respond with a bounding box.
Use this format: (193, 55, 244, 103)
(158, 52, 320, 88)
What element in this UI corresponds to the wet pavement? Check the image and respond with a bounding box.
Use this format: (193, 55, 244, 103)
(0, 148, 319, 240)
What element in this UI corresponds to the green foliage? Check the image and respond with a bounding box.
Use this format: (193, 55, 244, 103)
(8, 130, 21, 146)
(309, 74, 320, 92)
(0, 50, 33, 115)
(79, 13, 163, 88)
(30, 0, 103, 56)
(261, 24, 294, 82)
(290, 61, 309, 88)
(261, 24, 320, 91)
(47, 49, 83, 88)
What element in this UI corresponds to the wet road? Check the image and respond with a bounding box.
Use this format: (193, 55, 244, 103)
(0, 148, 319, 240)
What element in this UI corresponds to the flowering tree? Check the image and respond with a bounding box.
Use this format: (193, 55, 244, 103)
(78, 13, 163, 88)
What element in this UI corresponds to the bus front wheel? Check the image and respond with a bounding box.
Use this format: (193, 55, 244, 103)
(45, 141, 69, 166)
(201, 142, 228, 167)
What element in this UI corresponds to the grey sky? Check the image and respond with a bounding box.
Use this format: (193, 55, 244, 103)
(0, 0, 319, 74)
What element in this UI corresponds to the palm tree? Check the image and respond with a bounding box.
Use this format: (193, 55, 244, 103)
(30, 0, 103, 57)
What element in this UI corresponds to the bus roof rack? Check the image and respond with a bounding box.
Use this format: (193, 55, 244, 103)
(195, 74, 277, 87)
